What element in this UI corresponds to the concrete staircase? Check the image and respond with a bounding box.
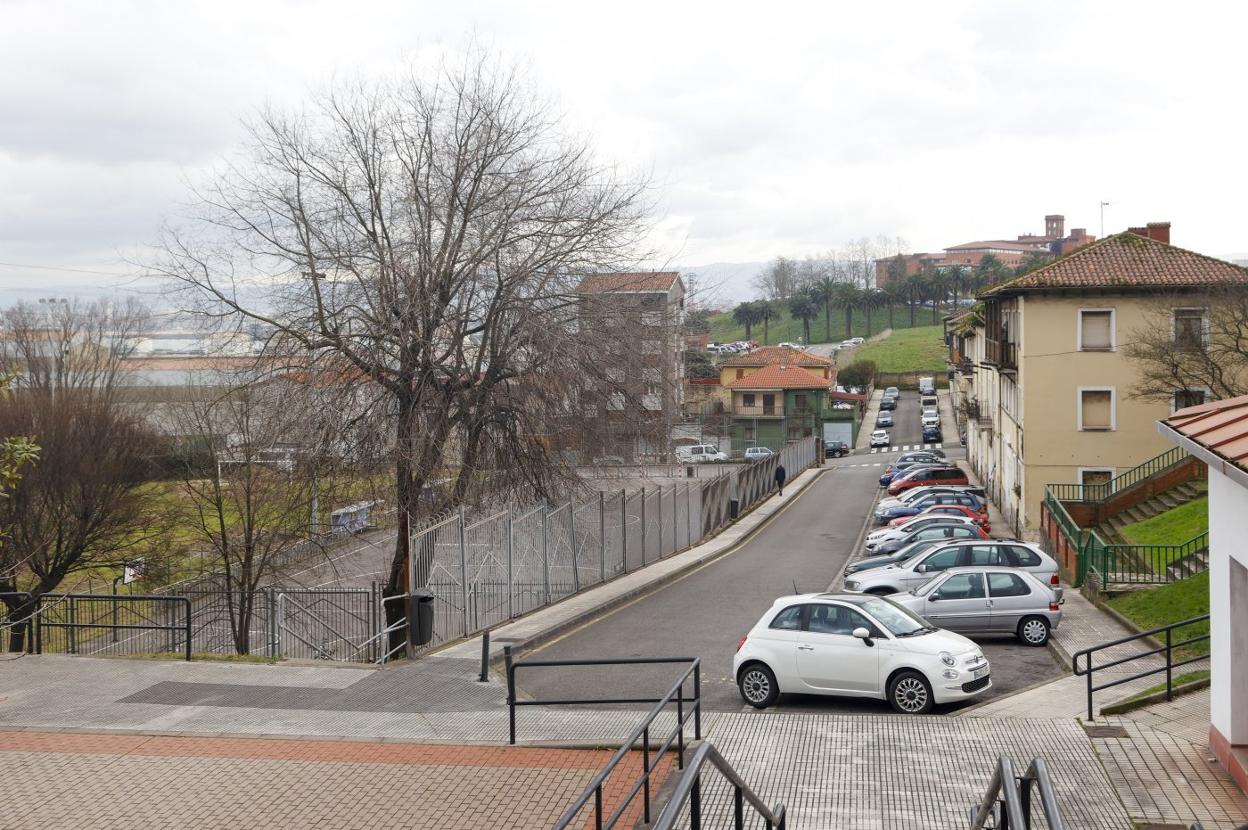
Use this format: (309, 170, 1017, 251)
(1094, 480, 1206, 545)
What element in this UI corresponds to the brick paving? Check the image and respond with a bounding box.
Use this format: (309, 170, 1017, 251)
(0, 730, 672, 830)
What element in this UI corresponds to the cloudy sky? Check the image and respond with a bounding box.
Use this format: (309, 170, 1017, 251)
(3, 0, 1247, 302)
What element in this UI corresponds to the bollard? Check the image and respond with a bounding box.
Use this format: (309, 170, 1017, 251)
(479, 629, 490, 682)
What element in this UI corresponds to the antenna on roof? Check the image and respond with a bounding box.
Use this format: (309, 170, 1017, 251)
(793, 579, 800, 595)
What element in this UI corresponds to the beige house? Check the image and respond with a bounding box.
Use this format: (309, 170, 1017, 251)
(948, 223, 1248, 538)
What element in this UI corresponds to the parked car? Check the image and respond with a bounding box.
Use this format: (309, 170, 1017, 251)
(844, 539, 945, 576)
(878, 460, 944, 488)
(844, 541, 1059, 595)
(876, 485, 986, 514)
(921, 412, 940, 429)
(876, 491, 986, 523)
(778, 341, 801, 349)
(861, 522, 989, 558)
(847, 337, 865, 346)
(675, 444, 728, 463)
(744, 446, 775, 461)
(824, 440, 850, 458)
(885, 386, 900, 399)
(875, 412, 894, 428)
(591, 455, 624, 466)
(922, 425, 942, 443)
(898, 449, 945, 463)
(733, 593, 991, 713)
(865, 515, 983, 552)
(888, 567, 1062, 646)
(870, 430, 891, 448)
(879, 397, 896, 411)
(886, 465, 969, 496)
(888, 504, 990, 532)
(918, 377, 935, 395)
(920, 395, 938, 409)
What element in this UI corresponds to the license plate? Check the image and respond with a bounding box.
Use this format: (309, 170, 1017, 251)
(972, 666, 989, 680)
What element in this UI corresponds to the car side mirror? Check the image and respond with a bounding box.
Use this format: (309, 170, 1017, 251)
(929, 592, 942, 601)
(852, 627, 874, 647)
(915, 564, 928, 573)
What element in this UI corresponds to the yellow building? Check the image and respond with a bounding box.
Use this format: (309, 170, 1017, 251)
(718, 346, 835, 389)
(948, 225, 1248, 538)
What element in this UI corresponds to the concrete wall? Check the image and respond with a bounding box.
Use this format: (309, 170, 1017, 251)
(1207, 471, 1248, 748)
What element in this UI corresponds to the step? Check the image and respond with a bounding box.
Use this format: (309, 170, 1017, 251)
(1155, 493, 1181, 510)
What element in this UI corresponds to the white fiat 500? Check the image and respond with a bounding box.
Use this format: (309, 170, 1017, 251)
(733, 593, 990, 714)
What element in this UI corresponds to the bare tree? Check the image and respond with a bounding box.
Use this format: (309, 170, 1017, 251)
(152, 51, 652, 646)
(752, 257, 799, 300)
(1125, 287, 1248, 402)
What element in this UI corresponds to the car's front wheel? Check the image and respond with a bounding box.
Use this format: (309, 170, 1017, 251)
(1017, 615, 1050, 646)
(738, 663, 779, 709)
(887, 670, 934, 714)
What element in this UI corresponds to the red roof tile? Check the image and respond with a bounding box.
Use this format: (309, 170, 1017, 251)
(577, 272, 682, 293)
(721, 346, 833, 368)
(983, 232, 1248, 296)
(727, 365, 833, 390)
(1162, 396, 1248, 467)
(945, 240, 1047, 253)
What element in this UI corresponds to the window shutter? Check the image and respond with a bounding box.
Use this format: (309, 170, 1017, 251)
(1081, 390, 1112, 429)
(1081, 311, 1112, 350)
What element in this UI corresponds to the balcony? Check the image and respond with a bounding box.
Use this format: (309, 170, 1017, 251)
(734, 405, 783, 418)
(983, 339, 1018, 372)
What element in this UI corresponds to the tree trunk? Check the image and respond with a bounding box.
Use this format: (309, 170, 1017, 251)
(844, 308, 853, 337)
(2, 596, 35, 653)
(824, 303, 831, 341)
(908, 299, 916, 326)
(744, 321, 752, 338)
(865, 307, 873, 337)
(763, 318, 769, 344)
(888, 303, 895, 329)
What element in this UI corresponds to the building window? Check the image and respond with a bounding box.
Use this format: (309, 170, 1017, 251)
(1173, 388, 1207, 412)
(1173, 308, 1207, 349)
(1078, 309, 1114, 351)
(1078, 388, 1114, 431)
(794, 393, 809, 412)
(742, 393, 756, 408)
(736, 369, 745, 379)
(1079, 468, 1114, 487)
(762, 393, 776, 415)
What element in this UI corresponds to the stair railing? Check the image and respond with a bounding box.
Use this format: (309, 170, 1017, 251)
(651, 740, 787, 830)
(969, 756, 1065, 830)
(1047, 446, 1191, 503)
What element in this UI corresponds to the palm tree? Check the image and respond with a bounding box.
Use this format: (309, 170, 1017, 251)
(860, 289, 884, 337)
(757, 301, 777, 344)
(881, 281, 903, 330)
(832, 283, 861, 337)
(809, 276, 837, 342)
(788, 290, 821, 345)
(903, 273, 927, 327)
(732, 301, 760, 338)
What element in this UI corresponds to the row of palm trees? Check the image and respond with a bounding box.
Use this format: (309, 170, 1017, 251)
(731, 256, 1027, 345)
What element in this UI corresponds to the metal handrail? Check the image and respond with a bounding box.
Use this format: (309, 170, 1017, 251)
(1071, 614, 1210, 720)
(1047, 446, 1191, 503)
(505, 650, 701, 829)
(651, 740, 786, 829)
(969, 756, 1064, 830)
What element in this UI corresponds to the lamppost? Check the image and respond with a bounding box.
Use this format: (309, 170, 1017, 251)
(1099, 201, 1111, 238)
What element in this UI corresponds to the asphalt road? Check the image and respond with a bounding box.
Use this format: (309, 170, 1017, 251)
(518, 409, 1064, 714)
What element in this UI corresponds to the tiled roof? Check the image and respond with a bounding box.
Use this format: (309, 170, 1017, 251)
(1162, 396, 1248, 468)
(577, 272, 681, 293)
(982, 232, 1248, 296)
(721, 346, 833, 368)
(945, 240, 1046, 253)
(828, 390, 866, 402)
(727, 365, 833, 390)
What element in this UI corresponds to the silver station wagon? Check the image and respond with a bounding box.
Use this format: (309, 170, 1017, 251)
(887, 566, 1063, 646)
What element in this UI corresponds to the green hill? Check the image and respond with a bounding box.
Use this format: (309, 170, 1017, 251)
(852, 326, 947, 373)
(708, 303, 937, 346)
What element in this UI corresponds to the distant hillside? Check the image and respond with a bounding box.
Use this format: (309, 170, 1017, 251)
(708, 303, 938, 346)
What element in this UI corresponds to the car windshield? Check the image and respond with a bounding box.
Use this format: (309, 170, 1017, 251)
(857, 597, 931, 637)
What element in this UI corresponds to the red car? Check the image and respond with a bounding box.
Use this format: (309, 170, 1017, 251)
(888, 504, 990, 533)
(886, 465, 969, 496)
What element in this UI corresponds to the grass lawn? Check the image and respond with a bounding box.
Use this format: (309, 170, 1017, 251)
(707, 304, 932, 346)
(1107, 570, 1209, 658)
(850, 325, 948, 373)
(1120, 496, 1208, 546)
(1114, 669, 1210, 707)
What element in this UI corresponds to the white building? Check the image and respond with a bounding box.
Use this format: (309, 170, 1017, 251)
(1160, 397, 1248, 794)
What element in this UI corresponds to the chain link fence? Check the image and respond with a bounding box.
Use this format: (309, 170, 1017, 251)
(410, 437, 818, 653)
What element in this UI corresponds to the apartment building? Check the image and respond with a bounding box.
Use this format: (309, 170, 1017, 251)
(948, 223, 1248, 538)
(576, 271, 686, 462)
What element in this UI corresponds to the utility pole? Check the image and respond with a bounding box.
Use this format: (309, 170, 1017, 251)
(1099, 201, 1110, 238)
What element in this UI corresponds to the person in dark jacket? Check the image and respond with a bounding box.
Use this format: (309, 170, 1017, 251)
(774, 463, 787, 496)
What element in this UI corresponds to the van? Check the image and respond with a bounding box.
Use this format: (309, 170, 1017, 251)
(918, 376, 935, 394)
(675, 444, 728, 463)
(921, 394, 938, 409)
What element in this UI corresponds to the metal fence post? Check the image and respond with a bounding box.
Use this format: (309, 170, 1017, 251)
(657, 484, 664, 557)
(687, 482, 694, 544)
(672, 485, 678, 552)
(459, 507, 470, 636)
(541, 506, 551, 605)
(599, 491, 606, 583)
(640, 486, 647, 564)
(621, 489, 629, 574)
(568, 499, 580, 592)
(506, 514, 515, 619)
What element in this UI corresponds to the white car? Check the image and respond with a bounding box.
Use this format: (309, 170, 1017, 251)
(733, 593, 991, 713)
(848, 337, 866, 345)
(675, 444, 728, 463)
(743, 446, 775, 461)
(864, 515, 983, 552)
(778, 341, 801, 349)
(845, 541, 1060, 596)
(870, 430, 891, 448)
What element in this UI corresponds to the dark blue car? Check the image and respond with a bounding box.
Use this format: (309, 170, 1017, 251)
(877, 491, 985, 521)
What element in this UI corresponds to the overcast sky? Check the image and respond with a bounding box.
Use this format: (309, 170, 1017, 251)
(3, 0, 1247, 302)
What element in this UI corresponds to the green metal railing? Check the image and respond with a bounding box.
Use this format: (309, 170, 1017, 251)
(1046, 446, 1190, 503)
(1088, 531, 1209, 586)
(1043, 489, 1088, 582)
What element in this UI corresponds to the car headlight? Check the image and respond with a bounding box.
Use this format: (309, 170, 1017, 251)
(844, 580, 859, 591)
(939, 651, 956, 667)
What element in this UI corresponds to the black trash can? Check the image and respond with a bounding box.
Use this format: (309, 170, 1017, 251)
(411, 588, 435, 646)
(729, 498, 740, 520)
(686, 465, 695, 478)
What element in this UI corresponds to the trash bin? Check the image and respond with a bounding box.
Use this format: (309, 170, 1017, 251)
(411, 589, 435, 646)
(686, 465, 695, 478)
(729, 498, 740, 520)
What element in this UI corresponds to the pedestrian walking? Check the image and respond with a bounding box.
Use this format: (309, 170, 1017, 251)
(774, 463, 787, 496)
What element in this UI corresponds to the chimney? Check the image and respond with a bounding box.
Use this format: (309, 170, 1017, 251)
(1045, 214, 1065, 238)
(1127, 222, 1172, 244)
